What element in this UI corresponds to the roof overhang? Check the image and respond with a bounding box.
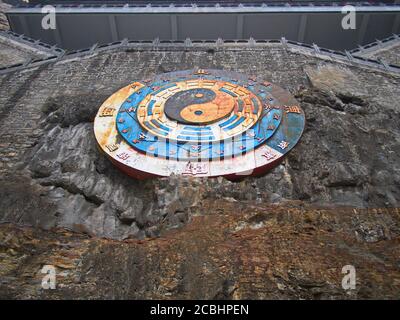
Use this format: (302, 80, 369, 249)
(6, 3, 400, 50)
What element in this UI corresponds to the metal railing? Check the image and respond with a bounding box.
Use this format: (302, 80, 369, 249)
(0, 30, 65, 55)
(0, 34, 399, 75)
(10, 2, 400, 10)
(349, 33, 400, 55)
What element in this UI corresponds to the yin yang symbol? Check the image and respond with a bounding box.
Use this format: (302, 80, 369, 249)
(164, 88, 235, 125)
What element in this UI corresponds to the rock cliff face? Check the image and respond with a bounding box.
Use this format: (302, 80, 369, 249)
(1, 205, 400, 299)
(0, 43, 399, 299)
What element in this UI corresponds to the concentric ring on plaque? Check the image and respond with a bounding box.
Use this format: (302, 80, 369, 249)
(94, 69, 305, 179)
(117, 79, 264, 143)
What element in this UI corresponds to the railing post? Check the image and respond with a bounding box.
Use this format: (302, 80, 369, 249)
(345, 50, 354, 61)
(280, 37, 287, 49)
(184, 38, 192, 47)
(312, 43, 320, 54)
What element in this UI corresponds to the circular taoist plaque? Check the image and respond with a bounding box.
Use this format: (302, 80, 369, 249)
(94, 69, 305, 180)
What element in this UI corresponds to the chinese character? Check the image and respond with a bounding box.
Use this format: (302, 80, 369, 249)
(263, 81, 272, 88)
(262, 150, 276, 161)
(285, 105, 302, 114)
(191, 145, 201, 152)
(130, 83, 140, 90)
(278, 141, 289, 150)
(183, 162, 208, 175)
(105, 143, 119, 152)
(100, 107, 115, 117)
(194, 69, 209, 75)
(249, 76, 257, 82)
(139, 132, 147, 140)
(267, 125, 275, 130)
(117, 152, 130, 160)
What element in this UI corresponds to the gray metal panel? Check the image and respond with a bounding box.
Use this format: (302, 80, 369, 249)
(7, 5, 400, 14)
(304, 13, 363, 50)
(57, 14, 113, 49)
(243, 13, 301, 40)
(7, 13, 21, 34)
(7, 13, 24, 35)
(115, 14, 172, 40)
(177, 13, 237, 39)
(364, 13, 397, 44)
(6, 5, 400, 51)
(22, 14, 57, 44)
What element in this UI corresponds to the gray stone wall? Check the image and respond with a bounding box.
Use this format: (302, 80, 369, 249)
(0, 33, 57, 68)
(356, 41, 400, 67)
(0, 44, 399, 240)
(0, 1, 10, 31)
(368, 43, 400, 66)
(0, 41, 36, 68)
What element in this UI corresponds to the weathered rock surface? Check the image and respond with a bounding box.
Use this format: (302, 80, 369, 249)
(2, 121, 206, 239)
(1, 62, 395, 240)
(0, 44, 399, 299)
(1, 203, 399, 299)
